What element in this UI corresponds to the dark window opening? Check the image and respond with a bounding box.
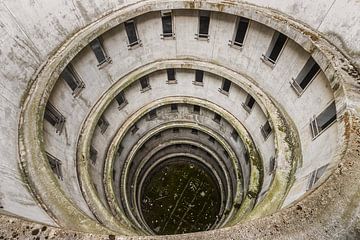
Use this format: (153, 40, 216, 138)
(261, 121, 272, 140)
(233, 17, 249, 46)
(231, 129, 238, 141)
(89, 38, 110, 66)
(97, 115, 109, 134)
(221, 79, 231, 93)
(191, 145, 197, 150)
(131, 125, 139, 135)
(213, 113, 221, 123)
(310, 101, 337, 138)
(191, 129, 198, 135)
(244, 151, 250, 163)
(125, 20, 140, 47)
(198, 11, 210, 38)
(291, 57, 320, 95)
(46, 152, 63, 180)
(195, 70, 204, 84)
(112, 170, 116, 181)
(90, 146, 98, 165)
(117, 145, 124, 156)
(60, 65, 85, 95)
(170, 104, 178, 112)
(148, 109, 157, 120)
(208, 136, 215, 143)
(269, 157, 276, 173)
(243, 94, 256, 112)
(264, 32, 287, 64)
(167, 68, 176, 82)
(308, 164, 329, 190)
(173, 128, 179, 133)
(223, 150, 229, 159)
(161, 11, 173, 37)
(154, 133, 162, 139)
(193, 105, 200, 114)
(44, 102, 65, 134)
(115, 91, 127, 109)
(139, 76, 150, 91)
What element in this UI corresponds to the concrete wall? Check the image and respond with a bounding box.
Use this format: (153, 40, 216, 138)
(0, 0, 349, 227)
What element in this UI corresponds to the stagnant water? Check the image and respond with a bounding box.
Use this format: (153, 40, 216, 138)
(140, 159, 222, 235)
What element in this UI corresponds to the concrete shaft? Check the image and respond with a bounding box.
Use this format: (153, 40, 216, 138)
(0, 0, 359, 239)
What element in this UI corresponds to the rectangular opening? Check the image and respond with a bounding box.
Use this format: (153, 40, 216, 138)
(131, 124, 139, 135)
(154, 133, 162, 139)
(223, 150, 229, 159)
(139, 76, 150, 91)
(232, 17, 250, 47)
(161, 10, 174, 38)
(112, 169, 116, 181)
(194, 70, 204, 85)
(117, 145, 124, 157)
(125, 20, 140, 47)
(213, 113, 221, 123)
(191, 129, 198, 135)
(197, 11, 210, 39)
(89, 38, 111, 66)
(308, 164, 329, 190)
(173, 128, 180, 133)
(261, 121, 272, 140)
(60, 64, 85, 96)
(148, 109, 157, 120)
(193, 105, 201, 114)
(269, 156, 276, 173)
(264, 31, 287, 64)
(220, 79, 231, 94)
(208, 136, 215, 143)
(310, 101, 337, 139)
(167, 68, 176, 83)
(244, 151, 249, 164)
(97, 115, 109, 134)
(242, 94, 256, 113)
(46, 152, 63, 180)
(44, 102, 66, 134)
(231, 129, 238, 141)
(170, 103, 178, 112)
(291, 57, 320, 95)
(90, 146, 98, 165)
(115, 91, 127, 109)
(315, 164, 329, 183)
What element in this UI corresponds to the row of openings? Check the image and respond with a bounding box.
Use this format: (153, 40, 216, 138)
(61, 12, 321, 98)
(85, 105, 243, 166)
(45, 102, 335, 181)
(61, 56, 320, 103)
(49, 64, 332, 141)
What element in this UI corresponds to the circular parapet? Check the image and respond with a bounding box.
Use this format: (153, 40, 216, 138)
(16, 0, 357, 238)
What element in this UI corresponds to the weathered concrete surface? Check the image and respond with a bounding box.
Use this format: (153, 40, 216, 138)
(0, 214, 118, 240)
(5, 112, 360, 238)
(1, 1, 346, 227)
(0, 0, 359, 239)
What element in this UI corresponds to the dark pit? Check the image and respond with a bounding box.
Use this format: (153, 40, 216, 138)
(140, 159, 222, 235)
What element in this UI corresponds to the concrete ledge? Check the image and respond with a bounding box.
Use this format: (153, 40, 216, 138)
(16, 0, 355, 236)
(76, 59, 298, 232)
(116, 120, 242, 230)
